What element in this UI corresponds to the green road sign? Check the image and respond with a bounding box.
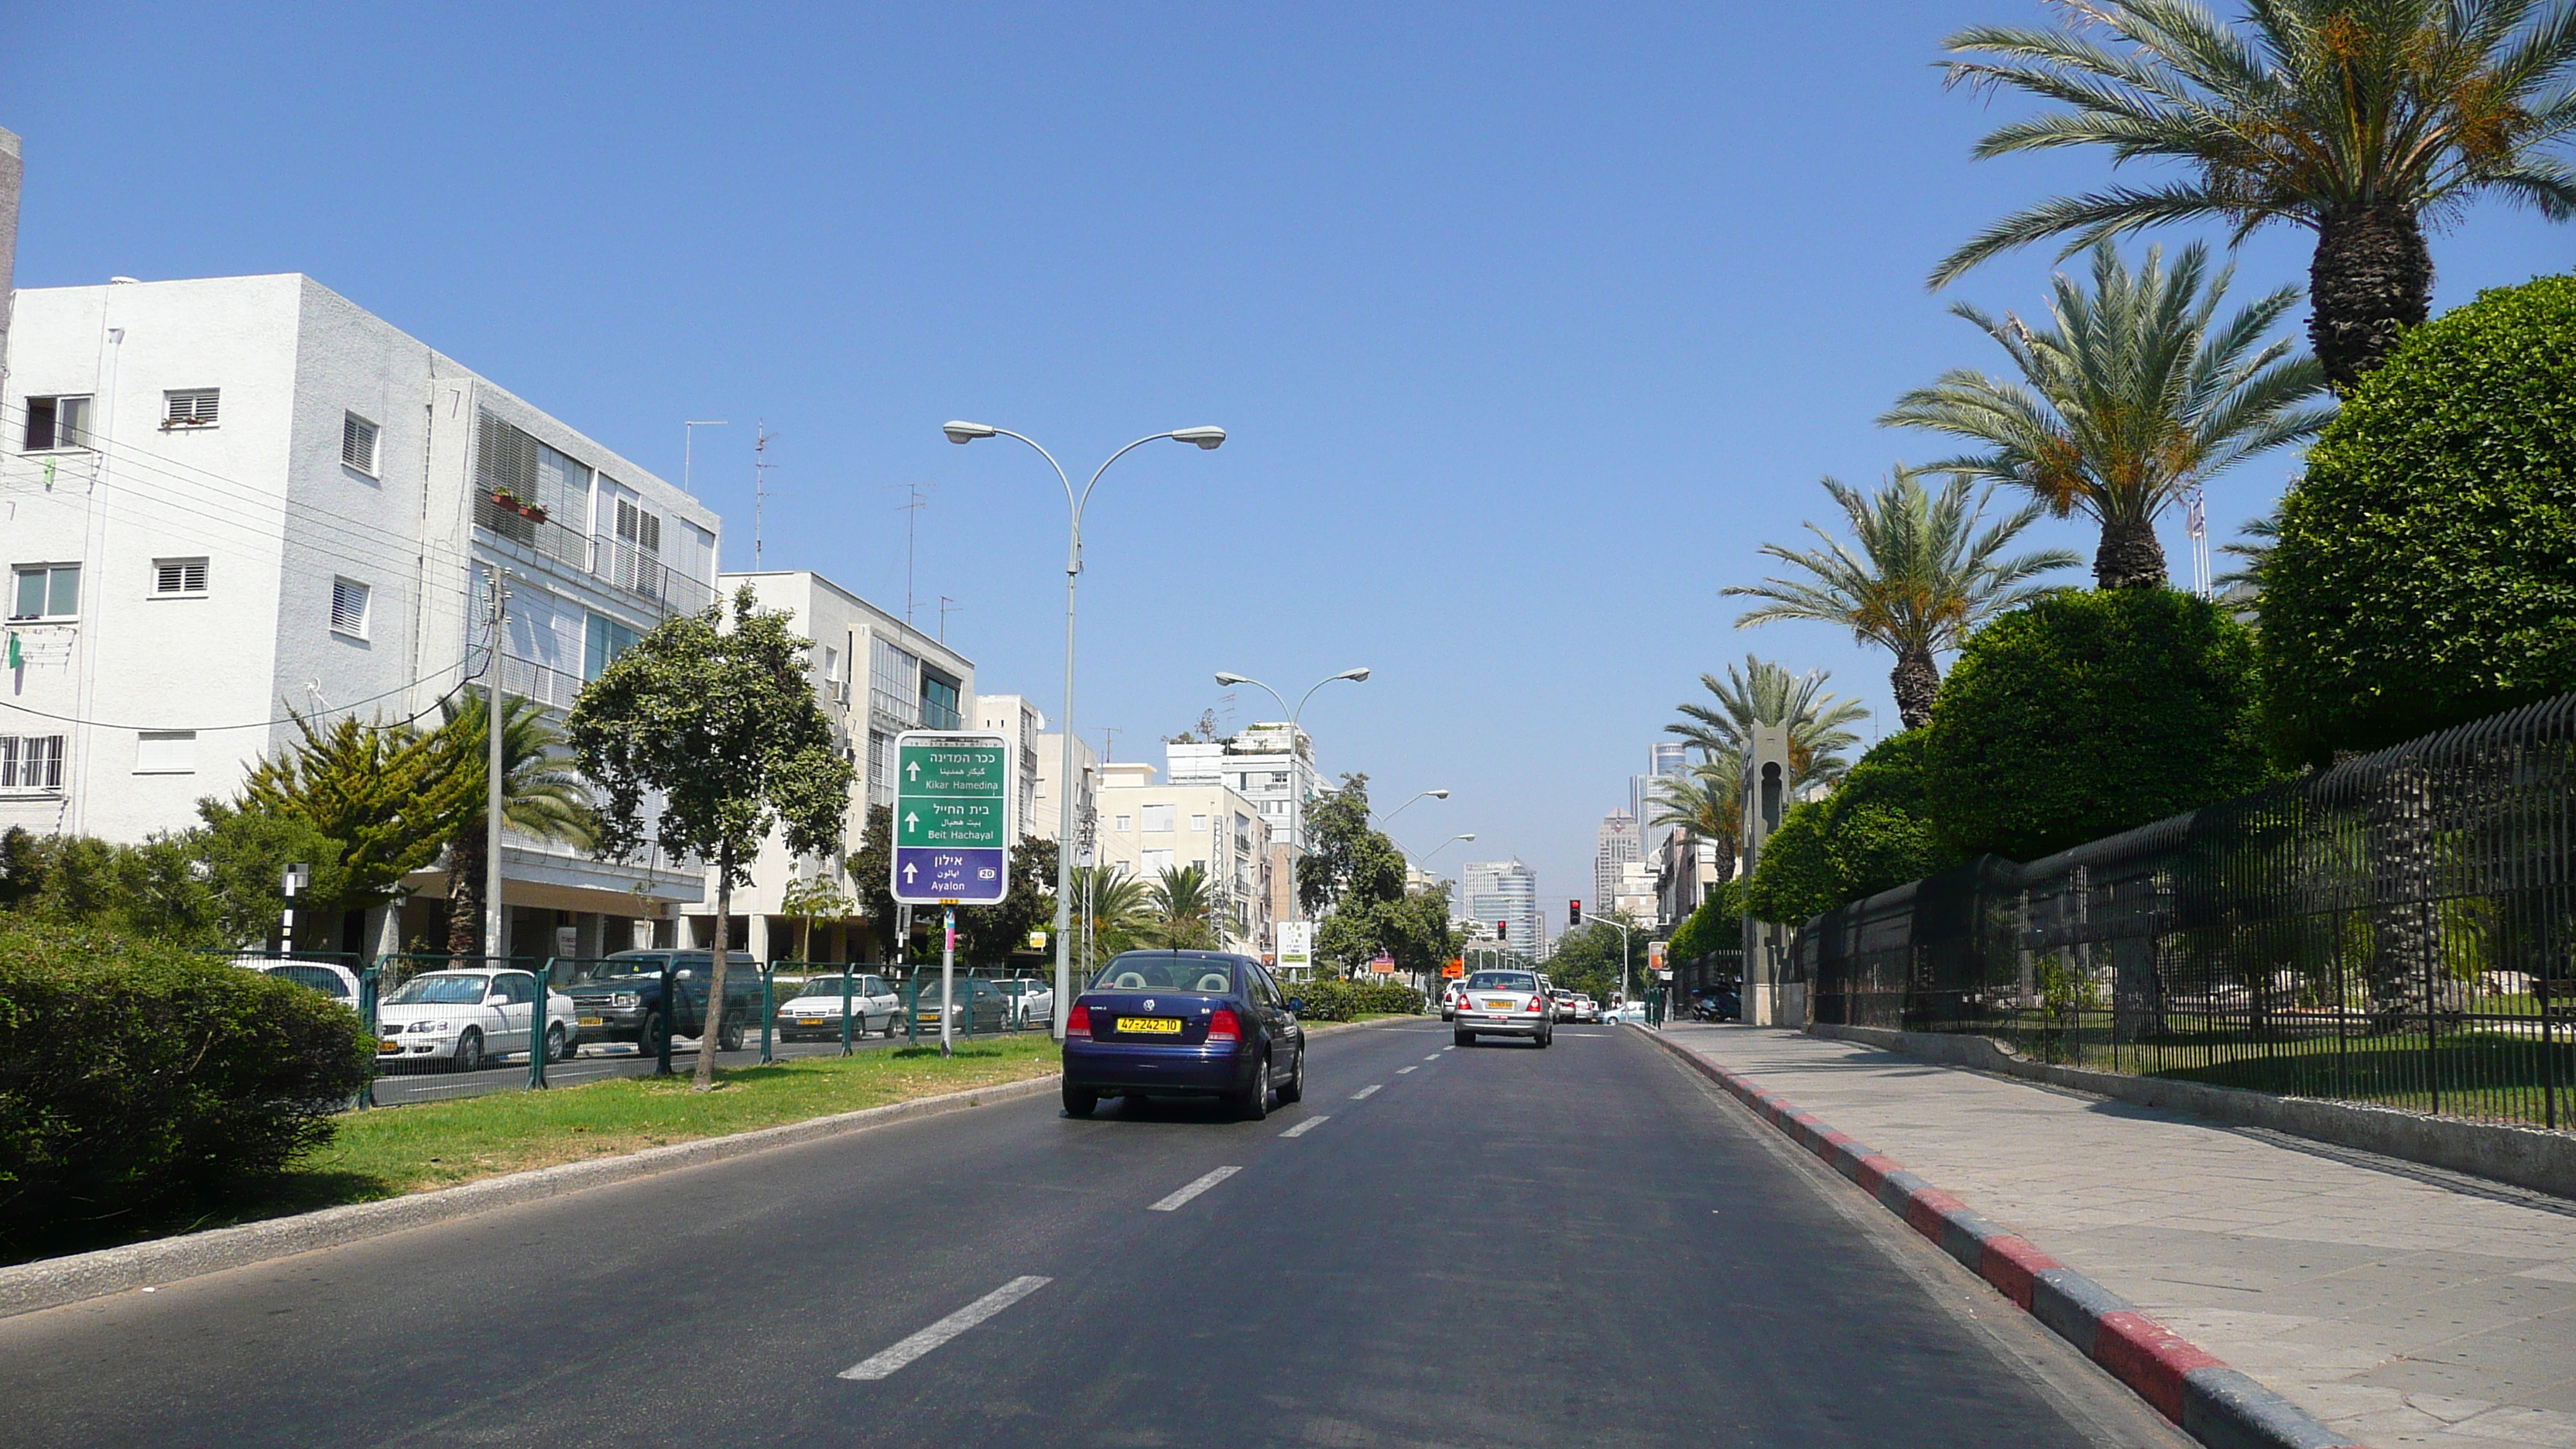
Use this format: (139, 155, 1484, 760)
(892, 731, 1012, 904)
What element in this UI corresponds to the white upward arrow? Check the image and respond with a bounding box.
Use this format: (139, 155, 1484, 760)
(906, 760, 921, 781)
(904, 810, 920, 831)
(902, 862, 918, 883)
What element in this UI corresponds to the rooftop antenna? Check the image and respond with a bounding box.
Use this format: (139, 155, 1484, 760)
(889, 483, 934, 626)
(752, 421, 778, 569)
(1097, 725, 1122, 763)
(937, 595, 961, 646)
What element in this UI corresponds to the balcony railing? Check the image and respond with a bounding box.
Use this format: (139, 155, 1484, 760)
(495, 653, 586, 713)
(473, 493, 591, 571)
(468, 496, 717, 621)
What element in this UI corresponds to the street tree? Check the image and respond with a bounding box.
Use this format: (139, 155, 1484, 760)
(1068, 863, 1152, 968)
(434, 694, 598, 956)
(568, 588, 855, 1091)
(1886, 242, 2331, 590)
(1663, 657, 1865, 793)
(1932, 0, 2576, 390)
(1647, 756, 1744, 882)
(1146, 863, 1219, 949)
(957, 836, 1057, 968)
(1298, 776, 1451, 978)
(778, 872, 855, 967)
(1725, 468, 2076, 728)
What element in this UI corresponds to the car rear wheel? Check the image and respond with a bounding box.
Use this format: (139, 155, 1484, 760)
(1236, 1054, 1270, 1122)
(454, 1028, 483, 1073)
(1537, 1027, 1552, 1049)
(1277, 1046, 1304, 1104)
(1454, 1029, 1473, 1047)
(545, 1026, 570, 1064)
(1062, 1083, 1098, 1118)
(638, 1010, 667, 1060)
(718, 1018, 745, 1053)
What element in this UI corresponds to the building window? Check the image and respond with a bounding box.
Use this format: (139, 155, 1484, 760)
(869, 637, 920, 724)
(21, 396, 91, 451)
(163, 389, 220, 428)
(0, 735, 67, 792)
(820, 646, 841, 683)
(919, 668, 962, 730)
(11, 564, 79, 620)
(1190, 814, 1208, 832)
(152, 558, 209, 597)
(1113, 814, 1133, 833)
(1142, 849, 1174, 873)
(584, 611, 641, 680)
(330, 577, 371, 638)
(1141, 804, 1176, 833)
(342, 412, 380, 474)
(135, 731, 197, 775)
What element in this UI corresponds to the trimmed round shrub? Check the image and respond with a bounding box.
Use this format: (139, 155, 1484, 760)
(0, 917, 371, 1240)
(2263, 274, 2576, 766)
(1923, 590, 2277, 862)
(1745, 731, 1953, 925)
(1291, 977, 1423, 1021)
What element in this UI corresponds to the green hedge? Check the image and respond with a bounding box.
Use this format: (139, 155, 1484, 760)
(1746, 731, 1954, 924)
(1291, 978, 1423, 1021)
(0, 917, 372, 1240)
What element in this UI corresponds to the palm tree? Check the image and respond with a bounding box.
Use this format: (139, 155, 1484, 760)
(1663, 656, 1867, 793)
(2213, 509, 2282, 621)
(1883, 241, 2331, 591)
(1724, 468, 2078, 728)
(1070, 863, 1152, 969)
(1146, 863, 1218, 949)
(1648, 755, 1745, 881)
(1932, 0, 2576, 390)
(438, 695, 598, 956)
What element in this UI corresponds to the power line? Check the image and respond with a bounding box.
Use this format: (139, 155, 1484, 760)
(0, 645, 485, 734)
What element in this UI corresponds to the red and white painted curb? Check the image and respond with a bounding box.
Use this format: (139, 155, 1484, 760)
(1647, 1032, 2370, 1449)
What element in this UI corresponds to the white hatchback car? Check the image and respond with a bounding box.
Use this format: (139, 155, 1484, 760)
(375, 969, 578, 1071)
(773, 972, 903, 1040)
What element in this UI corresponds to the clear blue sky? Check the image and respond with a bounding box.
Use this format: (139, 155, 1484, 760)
(12, 2, 2569, 921)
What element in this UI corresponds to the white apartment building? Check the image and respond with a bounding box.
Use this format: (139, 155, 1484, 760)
(1033, 729, 1101, 862)
(1461, 858, 1541, 959)
(2, 273, 716, 957)
(975, 693, 1044, 844)
(1655, 828, 1722, 927)
(1093, 761, 1273, 954)
(1165, 721, 1321, 852)
(1593, 808, 1642, 914)
(702, 570, 973, 961)
(1614, 858, 1660, 926)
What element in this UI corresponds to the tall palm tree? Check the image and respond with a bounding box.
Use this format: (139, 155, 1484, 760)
(438, 695, 598, 956)
(1663, 656, 1867, 793)
(1146, 863, 1218, 950)
(2213, 509, 2282, 621)
(1648, 755, 1745, 882)
(1932, 0, 2576, 390)
(1883, 241, 2331, 591)
(1724, 468, 2078, 728)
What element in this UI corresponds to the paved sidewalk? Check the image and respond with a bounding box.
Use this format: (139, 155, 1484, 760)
(1659, 1024, 2576, 1449)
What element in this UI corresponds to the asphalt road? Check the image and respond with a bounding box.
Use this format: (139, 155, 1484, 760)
(0, 1022, 2193, 1448)
(368, 1019, 1043, 1105)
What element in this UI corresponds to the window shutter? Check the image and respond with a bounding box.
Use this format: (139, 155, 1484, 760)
(165, 389, 220, 425)
(342, 413, 379, 473)
(638, 511, 662, 554)
(156, 559, 208, 595)
(331, 577, 371, 636)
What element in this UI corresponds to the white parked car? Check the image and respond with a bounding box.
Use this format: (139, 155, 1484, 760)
(375, 968, 578, 1070)
(243, 960, 364, 1007)
(995, 978, 1054, 1027)
(1601, 999, 1646, 1024)
(773, 972, 903, 1040)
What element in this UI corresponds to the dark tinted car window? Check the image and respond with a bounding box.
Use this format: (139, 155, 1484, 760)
(1094, 954, 1240, 993)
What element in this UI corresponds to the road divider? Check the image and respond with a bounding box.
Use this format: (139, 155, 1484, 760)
(840, 1275, 1051, 1380)
(1148, 1166, 1242, 1212)
(1279, 1116, 1329, 1139)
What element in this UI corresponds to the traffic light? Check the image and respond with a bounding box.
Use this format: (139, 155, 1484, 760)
(1568, 898, 1582, 928)
(1497, 919, 1509, 940)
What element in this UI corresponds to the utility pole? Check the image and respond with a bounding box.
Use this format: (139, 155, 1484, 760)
(752, 422, 777, 569)
(484, 569, 510, 963)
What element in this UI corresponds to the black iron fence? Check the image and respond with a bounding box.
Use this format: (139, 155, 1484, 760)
(1804, 693, 2576, 1131)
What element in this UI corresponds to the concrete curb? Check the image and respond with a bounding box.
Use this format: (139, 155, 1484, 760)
(1639, 1029, 2369, 1449)
(0, 1071, 1064, 1322)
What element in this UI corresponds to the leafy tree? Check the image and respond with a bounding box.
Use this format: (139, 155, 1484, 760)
(956, 836, 1056, 968)
(1745, 732, 1957, 926)
(0, 829, 222, 945)
(207, 709, 475, 927)
(2262, 273, 2576, 764)
(1316, 876, 1458, 982)
(1932, 0, 2576, 390)
(196, 810, 348, 949)
(1297, 774, 1406, 920)
(1648, 755, 1744, 882)
(569, 588, 855, 1090)
(848, 803, 906, 962)
(1886, 242, 2331, 590)
(1663, 881, 1745, 968)
(1923, 589, 2280, 860)
(778, 872, 855, 965)
(1543, 914, 1652, 1001)
(1663, 657, 1866, 793)
(1726, 468, 2077, 727)
(2214, 509, 2281, 623)
(1146, 863, 1219, 949)
(435, 694, 598, 955)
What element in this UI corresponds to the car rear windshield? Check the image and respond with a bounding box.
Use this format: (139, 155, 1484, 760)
(1092, 957, 1238, 994)
(385, 975, 489, 1005)
(1464, 971, 1536, 992)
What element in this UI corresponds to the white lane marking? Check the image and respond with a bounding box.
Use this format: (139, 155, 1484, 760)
(1279, 1115, 1330, 1138)
(1351, 1084, 1382, 1099)
(839, 1276, 1052, 1380)
(1442, 1046, 1457, 1053)
(1396, 1066, 1417, 1074)
(1423, 1053, 1440, 1060)
(1148, 1166, 1242, 1212)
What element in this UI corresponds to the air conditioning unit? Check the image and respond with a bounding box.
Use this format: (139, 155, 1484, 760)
(830, 680, 851, 706)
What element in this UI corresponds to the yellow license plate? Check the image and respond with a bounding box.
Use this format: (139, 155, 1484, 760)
(1483, 999, 1515, 1010)
(577, 1016, 604, 1027)
(796, 1017, 825, 1026)
(378, 1039, 401, 1053)
(1117, 1016, 1182, 1035)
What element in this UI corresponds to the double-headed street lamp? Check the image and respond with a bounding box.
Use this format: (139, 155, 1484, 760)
(1208, 666, 1368, 868)
(944, 420, 1226, 1042)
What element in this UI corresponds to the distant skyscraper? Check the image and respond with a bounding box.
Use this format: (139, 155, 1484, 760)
(1634, 741, 1694, 857)
(1461, 860, 1541, 960)
(1594, 810, 1641, 914)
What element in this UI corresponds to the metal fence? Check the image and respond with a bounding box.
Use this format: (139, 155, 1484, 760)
(1804, 692, 2576, 1131)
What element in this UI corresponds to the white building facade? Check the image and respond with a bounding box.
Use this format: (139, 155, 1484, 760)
(1033, 728, 1101, 864)
(1460, 858, 1541, 960)
(1593, 809, 1641, 915)
(975, 693, 1045, 844)
(1092, 761, 1273, 954)
(2, 273, 716, 956)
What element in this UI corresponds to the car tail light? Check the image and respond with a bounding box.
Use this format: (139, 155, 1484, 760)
(1208, 1008, 1242, 1043)
(1526, 995, 1543, 1012)
(1067, 1003, 1092, 1036)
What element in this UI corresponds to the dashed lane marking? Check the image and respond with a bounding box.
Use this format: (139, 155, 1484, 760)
(1397, 1066, 1418, 1074)
(1351, 1084, 1382, 1100)
(840, 1276, 1052, 1380)
(1279, 1116, 1329, 1139)
(1147, 1166, 1243, 1212)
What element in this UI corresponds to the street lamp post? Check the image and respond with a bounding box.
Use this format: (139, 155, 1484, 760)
(944, 420, 1225, 1043)
(1210, 667, 1368, 870)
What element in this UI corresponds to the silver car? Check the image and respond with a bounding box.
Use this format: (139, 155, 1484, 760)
(1452, 968, 1553, 1048)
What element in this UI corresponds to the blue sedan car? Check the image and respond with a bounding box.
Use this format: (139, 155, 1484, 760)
(1062, 950, 1307, 1120)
